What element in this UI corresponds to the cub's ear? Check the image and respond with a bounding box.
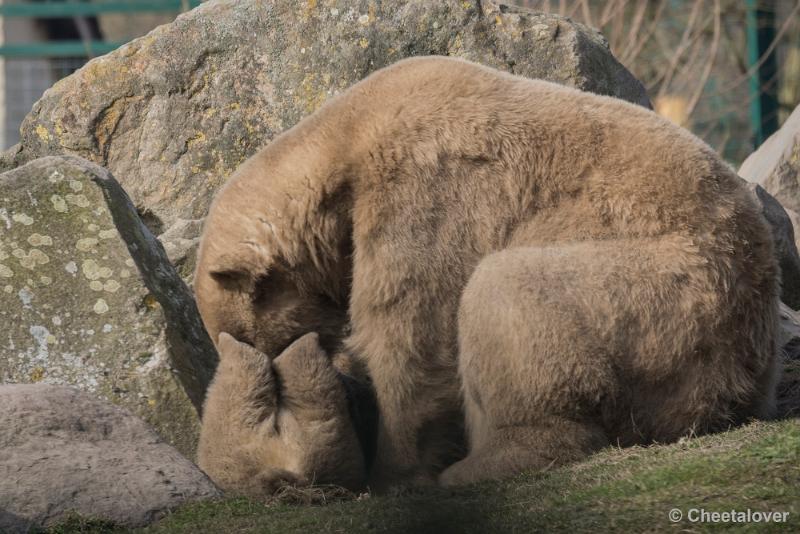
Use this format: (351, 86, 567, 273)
(273, 333, 347, 415)
(274, 332, 326, 364)
(273, 333, 336, 384)
(216, 332, 273, 369)
(217, 332, 260, 359)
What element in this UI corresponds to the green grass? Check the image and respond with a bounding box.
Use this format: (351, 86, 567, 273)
(48, 417, 800, 533)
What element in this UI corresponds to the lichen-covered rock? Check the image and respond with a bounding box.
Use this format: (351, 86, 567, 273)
(0, 384, 220, 532)
(6, 0, 649, 258)
(740, 104, 800, 213)
(0, 156, 216, 457)
(747, 183, 800, 310)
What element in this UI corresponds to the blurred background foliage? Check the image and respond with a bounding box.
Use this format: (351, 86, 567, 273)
(521, 0, 800, 164)
(0, 0, 799, 165)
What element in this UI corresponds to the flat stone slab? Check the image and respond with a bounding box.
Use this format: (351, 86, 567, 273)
(0, 384, 220, 532)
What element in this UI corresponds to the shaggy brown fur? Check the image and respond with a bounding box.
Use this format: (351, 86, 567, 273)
(194, 56, 781, 492)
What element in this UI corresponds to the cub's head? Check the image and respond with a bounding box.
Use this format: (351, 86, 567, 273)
(197, 332, 366, 495)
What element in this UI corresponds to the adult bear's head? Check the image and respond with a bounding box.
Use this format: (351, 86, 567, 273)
(194, 142, 354, 360)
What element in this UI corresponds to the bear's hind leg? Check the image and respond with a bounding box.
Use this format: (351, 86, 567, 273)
(441, 235, 778, 486)
(440, 246, 618, 486)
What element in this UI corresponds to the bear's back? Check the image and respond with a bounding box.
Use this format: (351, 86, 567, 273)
(341, 57, 755, 247)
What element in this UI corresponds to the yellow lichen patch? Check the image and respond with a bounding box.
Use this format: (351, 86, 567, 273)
(300, 0, 317, 21)
(55, 119, 65, 137)
(98, 229, 116, 240)
(29, 367, 45, 382)
(202, 107, 218, 119)
(296, 73, 329, 114)
(462, 1, 473, 9)
(4, 285, 12, 293)
(449, 34, 464, 54)
(82, 259, 102, 280)
(88, 223, 99, 232)
(186, 131, 207, 149)
(65, 194, 90, 208)
(148, 399, 157, 407)
(98, 267, 113, 279)
(12, 213, 34, 225)
(0, 264, 13, 278)
(120, 269, 131, 278)
(143, 294, 159, 310)
(50, 195, 68, 213)
(14, 249, 49, 270)
(103, 280, 121, 293)
(48, 170, 64, 183)
(229, 102, 241, 111)
(68, 180, 84, 192)
(27, 234, 53, 247)
(495, 15, 503, 26)
(359, 38, 369, 49)
(76, 237, 99, 252)
(95, 97, 134, 155)
(35, 124, 51, 142)
(93, 298, 110, 314)
(81, 58, 116, 84)
(39, 275, 52, 286)
(90, 280, 104, 291)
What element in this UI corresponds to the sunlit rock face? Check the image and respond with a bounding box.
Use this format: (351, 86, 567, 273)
(1, 0, 649, 278)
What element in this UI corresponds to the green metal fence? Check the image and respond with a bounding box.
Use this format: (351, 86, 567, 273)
(0, 1, 202, 58)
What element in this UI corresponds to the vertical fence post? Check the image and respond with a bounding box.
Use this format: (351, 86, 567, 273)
(0, 0, 5, 150)
(746, 0, 779, 148)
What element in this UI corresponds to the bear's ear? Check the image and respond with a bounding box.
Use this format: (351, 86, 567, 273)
(274, 333, 348, 416)
(207, 245, 270, 290)
(273, 333, 329, 376)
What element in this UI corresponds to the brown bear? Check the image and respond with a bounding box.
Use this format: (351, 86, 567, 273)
(194, 56, 781, 493)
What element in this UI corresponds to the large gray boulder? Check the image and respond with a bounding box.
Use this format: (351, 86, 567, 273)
(0, 384, 220, 532)
(777, 303, 800, 418)
(746, 183, 800, 310)
(0, 156, 216, 456)
(4, 0, 650, 273)
(740, 104, 800, 213)
(739, 105, 800, 309)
